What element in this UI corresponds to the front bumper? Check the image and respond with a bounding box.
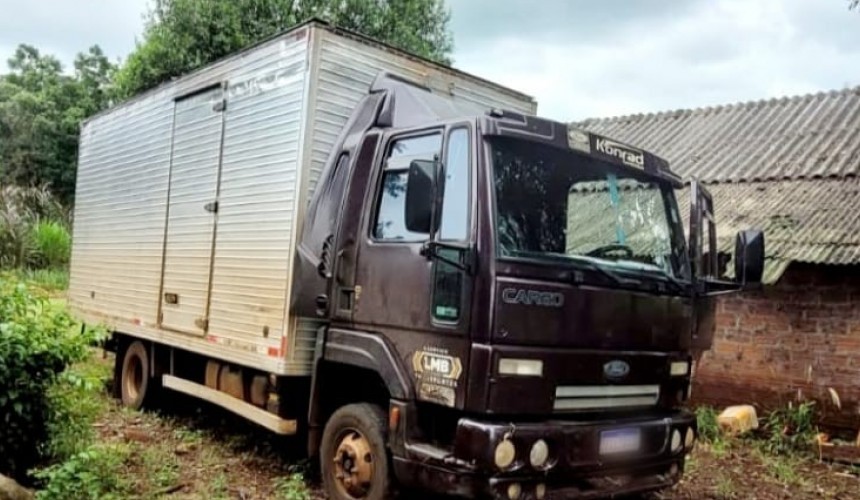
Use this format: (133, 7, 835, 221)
(394, 409, 695, 499)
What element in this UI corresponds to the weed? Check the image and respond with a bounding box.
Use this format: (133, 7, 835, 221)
(173, 426, 205, 445)
(695, 406, 722, 444)
(714, 474, 735, 498)
(209, 471, 230, 499)
(140, 444, 182, 490)
(44, 362, 111, 461)
(30, 220, 71, 269)
(761, 401, 817, 455)
(273, 473, 312, 500)
(33, 444, 134, 500)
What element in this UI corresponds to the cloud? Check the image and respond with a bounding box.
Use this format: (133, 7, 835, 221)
(0, 0, 147, 70)
(450, 0, 860, 120)
(1, 0, 859, 122)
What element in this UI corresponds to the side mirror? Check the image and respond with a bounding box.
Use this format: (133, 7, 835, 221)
(404, 159, 439, 234)
(734, 229, 764, 286)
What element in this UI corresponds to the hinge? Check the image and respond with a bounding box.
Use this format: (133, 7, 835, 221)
(195, 317, 209, 331)
(204, 201, 219, 213)
(213, 99, 226, 112)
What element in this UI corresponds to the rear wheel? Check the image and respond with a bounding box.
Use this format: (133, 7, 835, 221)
(321, 403, 393, 500)
(119, 340, 153, 409)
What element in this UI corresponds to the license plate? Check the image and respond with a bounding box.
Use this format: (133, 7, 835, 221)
(599, 428, 641, 455)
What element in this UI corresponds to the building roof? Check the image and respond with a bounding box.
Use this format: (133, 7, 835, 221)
(574, 87, 860, 283)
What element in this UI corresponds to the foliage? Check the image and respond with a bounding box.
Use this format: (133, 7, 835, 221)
(11, 268, 70, 293)
(113, 0, 453, 98)
(33, 444, 134, 500)
(760, 401, 817, 455)
(273, 473, 312, 500)
(44, 355, 112, 461)
(0, 185, 69, 270)
(0, 45, 114, 203)
(30, 220, 72, 269)
(0, 278, 94, 478)
(695, 406, 722, 444)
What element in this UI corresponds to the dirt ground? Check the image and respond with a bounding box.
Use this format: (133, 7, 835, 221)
(86, 353, 859, 499)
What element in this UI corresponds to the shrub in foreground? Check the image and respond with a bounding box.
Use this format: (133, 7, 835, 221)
(0, 279, 91, 478)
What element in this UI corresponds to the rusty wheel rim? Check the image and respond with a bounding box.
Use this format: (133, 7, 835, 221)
(332, 429, 374, 499)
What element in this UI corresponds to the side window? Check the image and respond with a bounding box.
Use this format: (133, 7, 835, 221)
(373, 133, 442, 241)
(433, 127, 471, 322)
(439, 128, 469, 240)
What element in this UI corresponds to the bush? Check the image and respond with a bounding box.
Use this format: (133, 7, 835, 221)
(0, 185, 68, 269)
(30, 221, 71, 269)
(0, 278, 93, 478)
(33, 444, 134, 500)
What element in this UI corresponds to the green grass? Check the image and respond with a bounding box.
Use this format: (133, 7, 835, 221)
(714, 473, 736, 499)
(273, 473, 312, 500)
(1, 267, 69, 294)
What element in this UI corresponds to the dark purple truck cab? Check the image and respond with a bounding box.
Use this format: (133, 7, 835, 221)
(289, 75, 765, 499)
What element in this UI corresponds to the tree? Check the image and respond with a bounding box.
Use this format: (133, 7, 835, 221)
(113, 0, 453, 98)
(0, 45, 114, 203)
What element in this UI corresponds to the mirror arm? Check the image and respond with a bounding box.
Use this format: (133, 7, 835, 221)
(420, 241, 476, 275)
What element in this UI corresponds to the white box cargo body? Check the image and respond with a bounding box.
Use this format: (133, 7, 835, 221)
(69, 21, 536, 376)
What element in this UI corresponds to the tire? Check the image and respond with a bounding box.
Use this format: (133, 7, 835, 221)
(119, 340, 152, 409)
(321, 403, 394, 500)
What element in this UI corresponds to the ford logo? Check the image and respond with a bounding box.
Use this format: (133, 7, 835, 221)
(604, 360, 630, 380)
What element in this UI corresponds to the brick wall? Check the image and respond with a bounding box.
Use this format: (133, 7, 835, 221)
(692, 263, 860, 429)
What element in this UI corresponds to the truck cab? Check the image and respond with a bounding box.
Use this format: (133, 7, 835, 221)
(294, 75, 764, 499)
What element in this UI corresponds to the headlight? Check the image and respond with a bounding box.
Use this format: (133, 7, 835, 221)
(494, 439, 516, 469)
(529, 439, 549, 468)
(671, 429, 683, 453)
(499, 358, 543, 377)
(685, 427, 696, 450)
(670, 361, 689, 376)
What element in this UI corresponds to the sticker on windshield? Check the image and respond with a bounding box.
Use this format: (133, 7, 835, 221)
(593, 137, 645, 169)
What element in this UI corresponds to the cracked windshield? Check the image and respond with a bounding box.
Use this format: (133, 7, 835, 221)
(492, 137, 686, 279)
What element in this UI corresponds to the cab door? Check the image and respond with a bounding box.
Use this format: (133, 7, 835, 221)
(689, 180, 718, 352)
(351, 125, 474, 408)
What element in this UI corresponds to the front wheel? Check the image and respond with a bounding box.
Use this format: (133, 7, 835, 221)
(321, 403, 393, 500)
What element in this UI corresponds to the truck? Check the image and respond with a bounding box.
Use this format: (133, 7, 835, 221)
(69, 20, 764, 500)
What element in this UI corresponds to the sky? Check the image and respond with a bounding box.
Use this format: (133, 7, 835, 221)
(1, 0, 859, 121)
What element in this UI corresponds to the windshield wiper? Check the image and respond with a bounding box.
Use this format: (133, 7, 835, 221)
(615, 261, 688, 293)
(510, 251, 628, 286)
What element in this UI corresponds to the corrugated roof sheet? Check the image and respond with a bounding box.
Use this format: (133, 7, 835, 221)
(679, 178, 860, 283)
(575, 87, 860, 183)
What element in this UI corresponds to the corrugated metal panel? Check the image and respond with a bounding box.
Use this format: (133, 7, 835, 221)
(69, 89, 174, 327)
(160, 87, 224, 334)
(575, 87, 860, 183)
(207, 35, 308, 354)
(303, 27, 537, 199)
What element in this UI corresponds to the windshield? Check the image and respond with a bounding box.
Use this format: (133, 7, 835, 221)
(490, 137, 689, 280)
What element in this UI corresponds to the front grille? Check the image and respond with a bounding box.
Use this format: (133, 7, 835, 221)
(553, 384, 660, 411)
